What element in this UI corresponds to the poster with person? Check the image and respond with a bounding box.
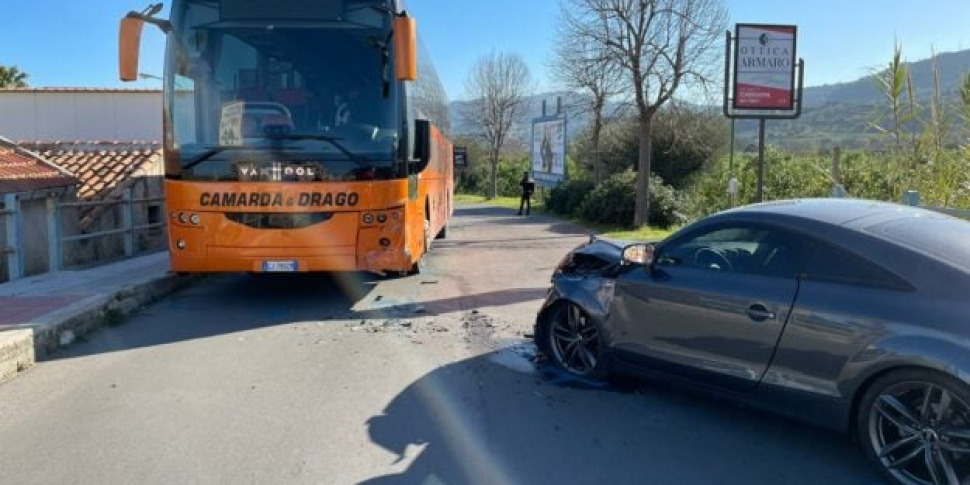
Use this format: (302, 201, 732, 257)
(532, 117, 566, 187)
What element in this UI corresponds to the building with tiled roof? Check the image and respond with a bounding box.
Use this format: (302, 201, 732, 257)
(18, 141, 164, 231)
(0, 87, 167, 281)
(0, 137, 77, 194)
(0, 137, 79, 281)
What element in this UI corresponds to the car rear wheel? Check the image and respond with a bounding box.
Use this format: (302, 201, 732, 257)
(858, 369, 970, 485)
(539, 302, 607, 380)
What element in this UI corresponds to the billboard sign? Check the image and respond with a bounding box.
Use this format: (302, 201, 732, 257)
(532, 116, 566, 187)
(733, 24, 797, 111)
(453, 146, 468, 168)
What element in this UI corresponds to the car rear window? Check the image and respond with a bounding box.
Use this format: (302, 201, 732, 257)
(868, 215, 970, 272)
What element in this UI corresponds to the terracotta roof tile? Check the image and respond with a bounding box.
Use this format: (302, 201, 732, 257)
(15, 141, 162, 231)
(0, 138, 77, 193)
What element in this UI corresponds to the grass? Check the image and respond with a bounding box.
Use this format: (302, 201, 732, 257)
(455, 193, 676, 241)
(600, 226, 674, 241)
(453, 194, 525, 211)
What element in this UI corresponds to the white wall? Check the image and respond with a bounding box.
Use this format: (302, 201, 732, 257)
(0, 91, 162, 142)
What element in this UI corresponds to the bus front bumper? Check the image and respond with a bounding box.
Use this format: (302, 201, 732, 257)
(169, 248, 412, 274)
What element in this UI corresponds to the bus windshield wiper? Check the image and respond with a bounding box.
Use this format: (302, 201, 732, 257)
(182, 145, 258, 170)
(264, 134, 376, 164)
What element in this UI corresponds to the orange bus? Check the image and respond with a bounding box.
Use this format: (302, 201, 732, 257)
(119, 0, 453, 275)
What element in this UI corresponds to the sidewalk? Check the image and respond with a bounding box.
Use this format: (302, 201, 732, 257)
(0, 252, 198, 383)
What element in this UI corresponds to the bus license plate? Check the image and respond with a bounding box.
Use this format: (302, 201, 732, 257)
(262, 261, 298, 273)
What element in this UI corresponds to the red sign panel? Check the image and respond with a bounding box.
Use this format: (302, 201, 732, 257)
(733, 24, 797, 111)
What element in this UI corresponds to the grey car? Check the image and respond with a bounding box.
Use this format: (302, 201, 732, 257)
(534, 199, 970, 485)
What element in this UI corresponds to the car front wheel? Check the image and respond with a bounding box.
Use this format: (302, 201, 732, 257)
(858, 369, 970, 485)
(538, 302, 608, 380)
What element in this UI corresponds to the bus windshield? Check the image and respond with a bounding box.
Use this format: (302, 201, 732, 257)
(165, 0, 402, 182)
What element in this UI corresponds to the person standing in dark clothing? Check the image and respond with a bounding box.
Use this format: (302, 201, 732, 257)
(518, 171, 535, 216)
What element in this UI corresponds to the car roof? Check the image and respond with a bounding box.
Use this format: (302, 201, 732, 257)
(722, 198, 935, 227)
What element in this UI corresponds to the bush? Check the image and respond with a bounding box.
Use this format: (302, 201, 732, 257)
(456, 156, 530, 198)
(546, 179, 596, 216)
(577, 171, 687, 229)
(682, 146, 970, 221)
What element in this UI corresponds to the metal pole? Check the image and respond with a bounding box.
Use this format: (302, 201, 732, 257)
(4, 194, 23, 281)
(729, 119, 736, 176)
(757, 119, 766, 202)
(832, 146, 842, 185)
(123, 189, 134, 257)
(46, 195, 62, 272)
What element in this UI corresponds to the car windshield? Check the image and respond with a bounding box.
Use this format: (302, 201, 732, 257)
(165, 0, 401, 181)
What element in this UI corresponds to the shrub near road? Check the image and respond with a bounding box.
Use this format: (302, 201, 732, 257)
(685, 148, 970, 218)
(550, 171, 686, 229)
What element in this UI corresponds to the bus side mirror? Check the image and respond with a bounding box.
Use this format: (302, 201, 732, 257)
(119, 16, 145, 82)
(394, 16, 418, 81)
(413, 119, 432, 170)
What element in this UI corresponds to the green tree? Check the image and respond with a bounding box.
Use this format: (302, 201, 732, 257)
(0, 65, 28, 88)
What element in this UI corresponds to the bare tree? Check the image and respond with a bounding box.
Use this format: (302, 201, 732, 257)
(553, 7, 625, 184)
(566, 0, 726, 226)
(463, 51, 532, 199)
(0, 65, 28, 88)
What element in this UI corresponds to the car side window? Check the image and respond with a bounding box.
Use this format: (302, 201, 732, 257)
(656, 225, 806, 279)
(803, 243, 912, 291)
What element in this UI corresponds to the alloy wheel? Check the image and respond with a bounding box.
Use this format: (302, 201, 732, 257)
(869, 381, 970, 485)
(549, 304, 601, 376)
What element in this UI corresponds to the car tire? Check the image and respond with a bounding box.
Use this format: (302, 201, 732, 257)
(536, 301, 609, 381)
(857, 368, 970, 485)
(436, 223, 448, 240)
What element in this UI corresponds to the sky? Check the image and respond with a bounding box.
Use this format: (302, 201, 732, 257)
(3, 1, 970, 100)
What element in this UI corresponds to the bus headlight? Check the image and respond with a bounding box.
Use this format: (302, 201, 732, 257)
(377, 213, 387, 224)
(178, 212, 189, 224)
(363, 213, 375, 225)
(189, 213, 201, 225)
(176, 239, 187, 250)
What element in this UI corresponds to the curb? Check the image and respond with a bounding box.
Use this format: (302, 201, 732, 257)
(0, 272, 201, 384)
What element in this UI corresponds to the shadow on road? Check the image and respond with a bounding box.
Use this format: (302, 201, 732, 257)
(48, 272, 385, 361)
(360, 350, 885, 485)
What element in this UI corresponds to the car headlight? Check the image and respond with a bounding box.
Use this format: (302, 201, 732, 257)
(553, 253, 575, 277)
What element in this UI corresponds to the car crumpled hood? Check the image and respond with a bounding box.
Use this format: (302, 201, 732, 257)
(570, 237, 624, 263)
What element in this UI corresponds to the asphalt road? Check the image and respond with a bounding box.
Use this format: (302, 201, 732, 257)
(0, 205, 885, 484)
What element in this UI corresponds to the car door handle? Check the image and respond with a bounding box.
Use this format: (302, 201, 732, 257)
(745, 304, 776, 322)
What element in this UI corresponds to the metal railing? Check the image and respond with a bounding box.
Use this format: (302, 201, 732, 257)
(2, 194, 21, 280)
(1, 190, 166, 282)
(53, 189, 166, 271)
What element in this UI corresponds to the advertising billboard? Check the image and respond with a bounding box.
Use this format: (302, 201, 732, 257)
(733, 24, 797, 111)
(532, 117, 566, 187)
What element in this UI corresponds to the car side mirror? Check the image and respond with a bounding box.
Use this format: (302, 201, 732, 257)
(622, 244, 655, 266)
